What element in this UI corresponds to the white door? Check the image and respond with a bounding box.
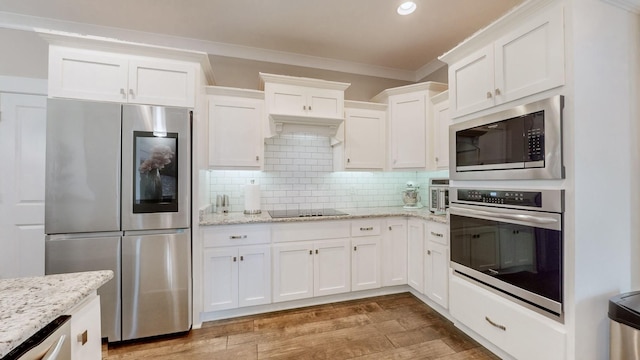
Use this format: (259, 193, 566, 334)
(351, 236, 381, 291)
(314, 239, 351, 296)
(272, 242, 314, 302)
(0, 93, 47, 278)
(407, 219, 425, 293)
(203, 247, 238, 311)
(238, 245, 271, 307)
(426, 241, 449, 309)
(383, 220, 408, 286)
(390, 93, 426, 169)
(344, 108, 385, 170)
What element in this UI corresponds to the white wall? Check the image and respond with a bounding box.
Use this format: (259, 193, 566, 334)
(0, 28, 48, 79)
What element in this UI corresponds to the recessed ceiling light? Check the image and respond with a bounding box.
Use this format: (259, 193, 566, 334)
(397, 1, 417, 15)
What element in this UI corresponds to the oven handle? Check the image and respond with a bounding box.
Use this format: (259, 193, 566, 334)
(451, 207, 558, 224)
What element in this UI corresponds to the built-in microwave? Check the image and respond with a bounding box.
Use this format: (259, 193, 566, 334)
(449, 95, 564, 180)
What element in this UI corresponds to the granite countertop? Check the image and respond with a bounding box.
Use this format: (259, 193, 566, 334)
(200, 206, 448, 226)
(0, 270, 113, 358)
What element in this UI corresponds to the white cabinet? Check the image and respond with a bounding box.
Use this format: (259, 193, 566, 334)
(68, 294, 102, 360)
(339, 101, 386, 170)
(446, 5, 564, 118)
(351, 220, 382, 291)
(407, 219, 425, 293)
(450, 275, 566, 360)
(48, 46, 197, 107)
(202, 225, 271, 312)
(382, 219, 408, 287)
(430, 91, 451, 170)
(372, 82, 447, 170)
(207, 87, 264, 169)
(425, 222, 449, 309)
(273, 238, 351, 302)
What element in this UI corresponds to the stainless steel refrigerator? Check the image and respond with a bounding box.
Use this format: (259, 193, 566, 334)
(44, 98, 192, 342)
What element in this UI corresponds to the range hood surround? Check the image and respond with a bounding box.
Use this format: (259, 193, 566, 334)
(268, 112, 344, 139)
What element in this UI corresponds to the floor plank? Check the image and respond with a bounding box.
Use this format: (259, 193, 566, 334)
(102, 292, 498, 360)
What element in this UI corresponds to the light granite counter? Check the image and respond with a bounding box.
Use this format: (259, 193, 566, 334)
(0, 270, 113, 358)
(200, 206, 448, 226)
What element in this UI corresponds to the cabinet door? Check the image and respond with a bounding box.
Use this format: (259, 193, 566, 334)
(432, 98, 451, 170)
(48, 46, 129, 102)
(238, 246, 271, 307)
(273, 242, 314, 302)
(407, 220, 425, 293)
(494, 6, 564, 105)
(351, 236, 381, 291)
(267, 83, 307, 116)
(382, 220, 408, 286)
(128, 59, 196, 107)
(425, 241, 449, 309)
(208, 96, 263, 169)
(448, 45, 495, 118)
(306, 88, 343, 118)
(314, 239, 351, 296)
(389, 93, 427, 168)
(344, 108, 385, 169)
(203, 247, 238, 311)
(69, 294, 102, 360)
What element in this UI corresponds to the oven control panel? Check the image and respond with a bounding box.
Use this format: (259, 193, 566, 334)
(456, 189, 542, 208)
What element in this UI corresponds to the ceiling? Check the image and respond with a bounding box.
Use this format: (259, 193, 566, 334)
(0, 0, 524, 81)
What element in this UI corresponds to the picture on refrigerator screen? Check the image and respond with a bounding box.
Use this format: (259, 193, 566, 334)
(134, 131, 178, 209)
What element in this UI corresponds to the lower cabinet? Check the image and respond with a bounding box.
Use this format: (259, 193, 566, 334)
(272, 238, 351, 303)
(450, 275, 566, 360)
(203, 245, 271, 311)
(382, 219, 408, 286)
(68, 294, 102, 360)
(425, 222, 450, 309)
(407, 219, 425, 293)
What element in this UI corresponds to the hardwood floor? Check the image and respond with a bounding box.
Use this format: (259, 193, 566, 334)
(102, 292, 499, 360)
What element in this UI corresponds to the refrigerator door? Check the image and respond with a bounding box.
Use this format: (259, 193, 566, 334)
(45, 99, 122, 234)
(121, 105, 190, 231)
(45, 233, 122, 341)
(121, 229, 191, 340)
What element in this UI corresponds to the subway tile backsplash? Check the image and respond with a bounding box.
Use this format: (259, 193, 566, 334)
(208, 134, 448, 212)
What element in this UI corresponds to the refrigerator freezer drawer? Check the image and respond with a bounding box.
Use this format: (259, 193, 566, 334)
(45, 234, 122, 342)
(121, 229, 191, 340)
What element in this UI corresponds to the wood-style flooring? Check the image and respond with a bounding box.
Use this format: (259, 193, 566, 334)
(102, 292, 499, 360)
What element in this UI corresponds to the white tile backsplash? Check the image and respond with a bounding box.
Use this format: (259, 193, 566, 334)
(209, 134, 448, 212)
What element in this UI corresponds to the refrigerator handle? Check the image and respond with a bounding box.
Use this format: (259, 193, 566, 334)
(123, 228, 188, 236)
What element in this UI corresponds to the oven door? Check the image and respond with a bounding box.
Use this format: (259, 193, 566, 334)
(449, 204, 563, 317)
(121, 105, 191, 231)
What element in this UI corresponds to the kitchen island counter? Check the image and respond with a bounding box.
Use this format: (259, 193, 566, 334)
(200, 206, 447, 226)
(0, 270, 113, 357)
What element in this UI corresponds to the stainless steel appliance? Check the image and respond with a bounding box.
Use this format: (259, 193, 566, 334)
(4, 316, 71, 360)
(44, 98, 192, 342)
(450, 95, 564, 180)
(449, 187, 564, 321)
(268, 209, 348, 218)
(429, 178, 449, 214)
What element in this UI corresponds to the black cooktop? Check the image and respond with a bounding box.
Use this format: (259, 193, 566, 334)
(268, 209, 349, 218)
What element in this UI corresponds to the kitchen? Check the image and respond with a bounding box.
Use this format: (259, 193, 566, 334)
(0, 0, 639, 359)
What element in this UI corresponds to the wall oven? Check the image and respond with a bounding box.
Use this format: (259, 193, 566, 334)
(449, 187, 564, 321)
(450, 95, 564, 180)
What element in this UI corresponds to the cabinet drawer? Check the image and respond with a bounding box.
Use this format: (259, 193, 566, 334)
(272, 220, 350, 242)
(351, 220, 381, 237)
(450, 276, 565, 360)
(202, 224, 270, 247)
(427, 222, 448, 246)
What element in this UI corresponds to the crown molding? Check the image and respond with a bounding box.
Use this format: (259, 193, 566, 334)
(0, 11, 429, 82)
(601, 0, 640, 13)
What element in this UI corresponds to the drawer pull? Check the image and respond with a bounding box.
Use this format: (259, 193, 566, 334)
(430, 231, 444, 237)
(485, 316, 506, 331)
(77, 330, 88, 345)
(360, 227, 374, 231)
(229, 235, 248, 240)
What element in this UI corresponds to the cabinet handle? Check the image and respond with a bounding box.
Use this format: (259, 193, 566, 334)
(77, 330, 88, 345)
(354, 246, 357, 251)
(256, 156, 259, 161)
(360, 227, 373, 231)
(309, 106, 312, 111)
(427, 250, 431, 255)
(229, 235, 247, 240)
(240, 256, 244, 261)
(486, 91, 492, 99)
(485, 316, 506, 331)
(120, 88, 126, 98)
(233, 256, 237, 262)
(129, 89, 135, 98)
(309, 250, 312, 255)
(347, 158, 350, 163)
(435, 156, 439, 162)
(303, 105, 307, 111)
(389, 226, 392, 231)
(430, 231, 444, 238)
(495, 88, 501, 96)
(315, 249, 319, 255)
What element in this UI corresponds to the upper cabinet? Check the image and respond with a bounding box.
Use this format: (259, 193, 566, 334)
(334, 101, 386, 171)
(430, 91, 451, 170)
(207, 87, 265, 170)
(42, 31, 214, 108)
(372, 82, 447, 170)
(442, 4, 564, 118)
(259, 73, 350, 138)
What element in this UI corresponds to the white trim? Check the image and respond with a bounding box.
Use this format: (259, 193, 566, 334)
(0, 76, 47, 95)
(415, 59, 447, 82)
(602, 0, 640, 13)
(0, 11, 426, 82)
